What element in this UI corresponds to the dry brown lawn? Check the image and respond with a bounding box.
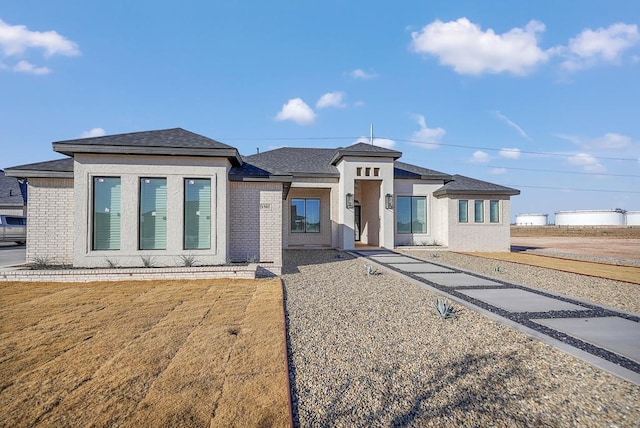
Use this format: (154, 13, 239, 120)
(464, 252, 640, 285)
(0, 278, 291, 427)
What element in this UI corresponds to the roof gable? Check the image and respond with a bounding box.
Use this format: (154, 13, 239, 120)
(0, 172, 25, 206)
(330, 142, 402, 165)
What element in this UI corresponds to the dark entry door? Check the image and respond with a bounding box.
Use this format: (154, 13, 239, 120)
(354, 205, 361, 241)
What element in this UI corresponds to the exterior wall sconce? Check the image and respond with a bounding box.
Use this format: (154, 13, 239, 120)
(385, 193, 393, 209)
(346, 193, 354, 209)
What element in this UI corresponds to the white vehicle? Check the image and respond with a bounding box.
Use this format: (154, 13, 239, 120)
(0, 215, 26, 244)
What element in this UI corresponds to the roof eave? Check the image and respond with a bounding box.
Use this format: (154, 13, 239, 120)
(4, 169, 73, 179)
(228, 174, 293, 183)
(330, 149, 402, 165)
(433, 189, 521, 197)
(53, 144, 243, 166)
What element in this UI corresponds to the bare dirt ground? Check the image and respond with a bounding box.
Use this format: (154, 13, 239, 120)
(0, 278, 290, 427)
(511, 236, 640, 261)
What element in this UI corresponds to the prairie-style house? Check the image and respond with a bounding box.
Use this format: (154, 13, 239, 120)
(6, 128, 519, 275)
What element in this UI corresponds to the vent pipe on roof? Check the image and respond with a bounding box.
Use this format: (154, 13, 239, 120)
(370, 124, 374, 145)
(257, 147, 260, 154)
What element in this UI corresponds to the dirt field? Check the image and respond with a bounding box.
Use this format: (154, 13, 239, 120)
(511, 226, 640, 239)
(511, 236, 640, 261)
(0, 278, 290, 427)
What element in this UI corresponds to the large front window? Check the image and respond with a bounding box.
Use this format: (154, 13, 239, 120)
(93, 177, 121, 250)
(139, 178, 167, 250)
(291, 198, 320, 233)
(397, 196, 427, 234)
(184, 178, 211, 249)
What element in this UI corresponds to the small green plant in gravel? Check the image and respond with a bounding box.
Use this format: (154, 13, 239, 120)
(493, 265, 506, 274)
(434, 298, 456, 319)
(365, 265, 380, 276)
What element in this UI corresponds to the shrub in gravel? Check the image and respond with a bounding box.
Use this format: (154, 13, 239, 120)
(434, 298, 456, 319)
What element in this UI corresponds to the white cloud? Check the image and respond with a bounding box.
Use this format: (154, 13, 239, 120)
(410, 114, 446, 149)
(489, 167, 507, 175)
(586, 133, 631, 150)
(80, 127, 106, 138)
(470, 150, 490, 163)
(13, 59, 50, 75)
(0, 18, 79, 57)
(316, 91, 346, 109)
(275, 98, 316, 125)
(355, 136, 396, 149)
(567, 153, 606, 173)
(562, 23, 639, 71)
(348, 69, 377, 79)
(353, 100, 365, 108)
(499, 148, 521, 159)
(494, 111, 531, 140)
(410, 18, 550, 75)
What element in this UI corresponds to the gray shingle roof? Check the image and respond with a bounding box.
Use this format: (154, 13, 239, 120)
(433, 174, 520, 196)
(0, 171, 25, 207)
(4, 158, 74, 178)
(231, 148, 339, 179)
(52, 128, 242, 165)
(394, 161, 451, 180)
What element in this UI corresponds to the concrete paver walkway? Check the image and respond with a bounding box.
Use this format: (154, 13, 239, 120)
(357, 250, 640, 386)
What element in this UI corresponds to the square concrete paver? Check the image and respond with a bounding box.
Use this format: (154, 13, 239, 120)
(389, 263, 454, 273)
(531, 316, 640, 363)
(460, 289, 589, 312)
(417, 272, 502, 287)
(369, 255, 422, 264)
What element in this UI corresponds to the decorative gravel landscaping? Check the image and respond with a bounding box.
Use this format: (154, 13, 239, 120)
(283, 249, 640, 427)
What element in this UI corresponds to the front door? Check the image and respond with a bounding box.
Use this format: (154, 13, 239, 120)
(354, 205, 361, 241)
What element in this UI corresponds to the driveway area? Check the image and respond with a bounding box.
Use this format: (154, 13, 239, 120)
(0, 278, 290, 427)
(0, 242, 26, 268)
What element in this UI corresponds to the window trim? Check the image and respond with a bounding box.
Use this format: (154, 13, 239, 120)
(139, 177, 168, 250)
(458, 200, 469, 223)
(290, 198, 321, 233)
(92, 176, 121, 251)
(396, 195, 428, 234)
(490, 200, 500, 223)
(183, 178, 212, 250)
(474, 200, 484, 223)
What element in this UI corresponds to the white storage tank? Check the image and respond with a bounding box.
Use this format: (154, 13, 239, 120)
(555, 209, 626, 226)
(626, 211, 640, 226)
(516, 213, 548, 226)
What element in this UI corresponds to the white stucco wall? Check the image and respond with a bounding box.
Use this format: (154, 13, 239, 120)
(445, 195, 511, 252)
(336, 157, 395, 249)
(286, 187, 333, 247)
(73, 154, 229, 268)
(229, 181, 283, 267)
(26, 178, 74, 265)
(393, 180, 448, 247)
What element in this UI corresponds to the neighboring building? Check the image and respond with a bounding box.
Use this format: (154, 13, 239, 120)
(0, 170, 26, 216)
(5, 128, 519, 274)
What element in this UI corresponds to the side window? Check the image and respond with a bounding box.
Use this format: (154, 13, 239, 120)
(474, 200, 484, 223)
(291, 198, 320, 233)
(93, 177, 121, 250)
(184, 178, 211, 249)
(490, 200, 500, 223)
(139, 178, 167, 250)
(458, 200, 468, 223)
(396, 196, 427, 233)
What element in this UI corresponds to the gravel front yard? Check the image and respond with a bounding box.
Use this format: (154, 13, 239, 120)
(283, 250, 640, 427)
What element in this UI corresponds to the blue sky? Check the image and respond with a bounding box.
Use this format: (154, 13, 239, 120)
(1, 1, 639, 221)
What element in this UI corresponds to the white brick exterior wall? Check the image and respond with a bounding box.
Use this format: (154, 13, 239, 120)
(26, 178, 74, 264)
(445, 196, 511, 252)
(229, 182, 282, 267)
